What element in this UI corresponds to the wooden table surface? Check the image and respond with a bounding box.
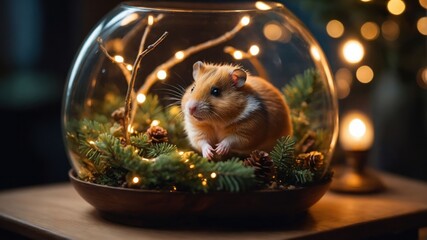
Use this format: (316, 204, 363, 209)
(1, 171, 427, 240)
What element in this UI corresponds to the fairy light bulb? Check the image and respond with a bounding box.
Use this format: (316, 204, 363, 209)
(249, 45, 260, 56)
(136, 93, 146, 104)
(114, 55, 124, 63)
(157, 70, 167, 80)
(240, 16, 251, 26)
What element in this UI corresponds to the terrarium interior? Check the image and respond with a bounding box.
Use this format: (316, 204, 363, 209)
(63, 1, 338, 192)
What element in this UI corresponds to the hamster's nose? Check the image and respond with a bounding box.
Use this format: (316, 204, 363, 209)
(189, 105, 197, 115)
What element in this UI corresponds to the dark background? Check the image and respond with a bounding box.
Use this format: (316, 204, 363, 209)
(0, 0, 425, 190)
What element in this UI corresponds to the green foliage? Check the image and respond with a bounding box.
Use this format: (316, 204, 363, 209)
(282, 69, 329, 148)
(146, 142, 178, 158)
(211, 159, 255, 192)
(270, 136, 296, 183)
(293, 169, 314, 185)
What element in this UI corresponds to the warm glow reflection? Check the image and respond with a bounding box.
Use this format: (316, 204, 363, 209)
(175, 51, 185, 59)
(421, 0, 427, 9)
(417, 17, 427, 35)
(263, 22, 285, 41)
(340, 112, 374, 151)
(233, 50, 243, 60)
(361, 22, 379, 40)
(361, 0, 372, 2)
(387, 0, 406, 15)
(356, 65, 374, 84)
(342, 40, 364, 64)
(114, 55, 124, 63)
(249, 45, 260, 56)
(121, 13, 139, 26)
(136, 93, 146, 104)
(310, 46, 321, 61)
(382, 20, 400, 41)
(240, 16, 251, 26)
(157, 70, 167, 80)
(255, 1, 272, 10)
(326, 20, 344, 38)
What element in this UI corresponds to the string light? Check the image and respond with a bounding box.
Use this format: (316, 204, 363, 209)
(233, 50, 244, 60)
(114, 55, 124, 63)
(210, 172, 217, 179)
(189, 164, 195, 169)
(202, 179, 208, 186)
(175, 51, 185, 59)
(179, 151, 184, 155)
(417, 67, 427, 89)
(88, 140, 95, 145)
(148, 15, 154, 26)
(360, 22, 380, 40)
(326, 20, 344, 38)
(249, 45, 260, 56)
(342, 39, 364, 64)
(356, 65, 374, 84)
(126, 64, 133, 71)
(255, 1, 272, 10)
(421, 0, 427, 9)
(136, 93, 146, 104)
(156, 70, 167, 80)
(240, 16, 251, 26)
(127, 125, 135, 133)
(263, 21, 291, 42)
(132, 177, 140, 184)
(417, 17, 427, 35)
(198, 173, 203, 178)
(150, 120, 160, 127)
(387, 0, 406, 16)
(172, 186, 177, 191)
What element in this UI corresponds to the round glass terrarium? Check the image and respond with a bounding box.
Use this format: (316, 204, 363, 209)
(63, 1, 338, 220)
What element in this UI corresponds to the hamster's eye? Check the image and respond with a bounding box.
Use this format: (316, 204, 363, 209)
(210, 87, 221, 97)
(190, 85, 195, 93)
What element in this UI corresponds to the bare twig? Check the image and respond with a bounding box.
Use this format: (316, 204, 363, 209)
(123, 31, 169, 142)
(129, 17, 249, 124)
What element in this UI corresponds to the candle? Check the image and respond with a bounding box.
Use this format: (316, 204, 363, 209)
(339, 111, 374, 151)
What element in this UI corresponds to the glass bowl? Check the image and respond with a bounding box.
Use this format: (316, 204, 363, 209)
(62, 1, 338, 220)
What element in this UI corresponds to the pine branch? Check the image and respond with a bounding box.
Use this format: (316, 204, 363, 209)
(146, 142, 177, 158)
(293, 169, 314, 185)
(211, 158, 255, 192)
(270, 136, 296, 183)
(130, 133, 150, 155)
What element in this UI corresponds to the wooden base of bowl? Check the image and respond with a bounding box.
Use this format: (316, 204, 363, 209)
(69, 170, 330, 227)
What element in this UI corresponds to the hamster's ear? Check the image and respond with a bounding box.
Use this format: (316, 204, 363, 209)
(231, 69, 247, 88)
(193, 61, 205, 80)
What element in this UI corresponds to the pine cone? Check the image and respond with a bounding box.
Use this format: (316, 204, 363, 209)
(111, 107, 125, 124)
(296, 151, 324, 171)
(146, 125, 168, 143)
(243, 150, 274, 185)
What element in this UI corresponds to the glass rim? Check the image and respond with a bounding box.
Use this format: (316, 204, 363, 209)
(121, 1, 284, 13)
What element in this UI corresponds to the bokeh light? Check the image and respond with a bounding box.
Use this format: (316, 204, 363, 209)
(361, 22, 380, 40)
(326, 20, 345, 38)
(417, 17, 427, 35)
(356, 65, 374, 84)
(387, 0, 406, 15)
(342, 39, 365, 64)
(382, 20, 400, 41)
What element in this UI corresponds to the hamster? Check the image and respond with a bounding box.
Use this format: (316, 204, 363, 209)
(181, 61, 292, 160)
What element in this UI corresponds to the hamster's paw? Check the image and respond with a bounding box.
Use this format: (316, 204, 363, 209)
(215, 140, 231, 156)
(202, 143, 215, 160)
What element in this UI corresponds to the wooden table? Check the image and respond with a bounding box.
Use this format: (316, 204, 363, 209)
(1, 171, 427, 240)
